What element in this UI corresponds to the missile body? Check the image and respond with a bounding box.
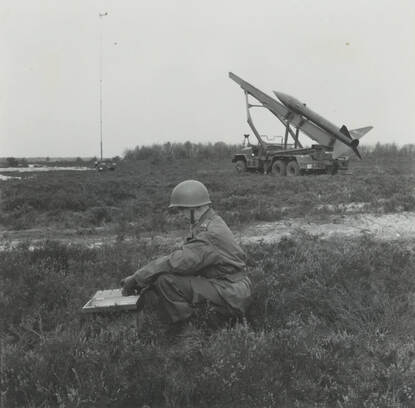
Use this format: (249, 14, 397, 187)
(274, 91, 360, 156)
(228, 72, 370, 159)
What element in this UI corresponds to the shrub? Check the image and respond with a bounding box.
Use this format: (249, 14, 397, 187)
(2, 236, 415, 407)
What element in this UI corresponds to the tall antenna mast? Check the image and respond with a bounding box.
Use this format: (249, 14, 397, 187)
(98, 12, 108, 161)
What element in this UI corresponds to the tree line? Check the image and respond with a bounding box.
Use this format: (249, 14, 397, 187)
(123, 141, 239, 161)
(360, 142, 415, 158)
(124, 141, 415, 161)
(3, 142, 414, 167)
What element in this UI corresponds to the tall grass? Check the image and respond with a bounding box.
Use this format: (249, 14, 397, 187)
(1, 235, 415, 407)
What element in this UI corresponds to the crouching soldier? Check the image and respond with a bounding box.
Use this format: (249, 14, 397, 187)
(121, 180, 252, 327)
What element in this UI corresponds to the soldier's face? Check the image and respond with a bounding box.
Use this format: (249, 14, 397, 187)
(177, 208, 191, 222)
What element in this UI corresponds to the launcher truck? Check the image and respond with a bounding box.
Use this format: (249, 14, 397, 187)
(229, 72, 373, 176)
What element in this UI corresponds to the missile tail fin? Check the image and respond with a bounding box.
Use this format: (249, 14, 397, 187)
(340, 125, 352, 139)
(353, 145, 362, 160)
(340, 125, 362, 158)
(349, 138, 361, 159)
(350, 126, 373, 138)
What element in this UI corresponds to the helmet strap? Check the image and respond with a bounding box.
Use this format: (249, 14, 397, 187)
(189, 209, 195, 239)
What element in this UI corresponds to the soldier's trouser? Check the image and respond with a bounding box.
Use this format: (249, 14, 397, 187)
(153, 274, 236, 323)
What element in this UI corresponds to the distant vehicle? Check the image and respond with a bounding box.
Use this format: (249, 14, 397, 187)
(94, 160, 117, 171)
(229, 72, 373, 176)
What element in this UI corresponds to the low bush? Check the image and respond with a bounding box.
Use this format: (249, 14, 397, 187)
(1, 235, 415, 407)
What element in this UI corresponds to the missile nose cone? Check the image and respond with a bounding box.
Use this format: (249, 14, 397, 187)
(273, 91, 292, 108)
(273, 91, 286, 102)
(274, 91, 305, 112)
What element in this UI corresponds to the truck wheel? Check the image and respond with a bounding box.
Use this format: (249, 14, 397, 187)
(271, 160, 286, 176)
(286, 160, 300, 176)
(235, 160, 247, 173)
(327, 162, 339, 175)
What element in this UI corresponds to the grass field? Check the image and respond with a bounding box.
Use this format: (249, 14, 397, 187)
(1, 149, 414, 235)
(1, 145, 415, 407)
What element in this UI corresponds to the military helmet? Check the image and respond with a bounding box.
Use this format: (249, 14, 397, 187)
(169, 180, 211, 208)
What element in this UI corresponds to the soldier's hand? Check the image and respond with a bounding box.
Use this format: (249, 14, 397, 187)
(120, 275, 142, 296)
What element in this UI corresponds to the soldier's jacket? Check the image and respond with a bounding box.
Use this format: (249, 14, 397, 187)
(133, 208, 252, 313)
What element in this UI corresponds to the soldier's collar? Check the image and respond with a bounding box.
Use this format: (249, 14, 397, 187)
(193, 207, 215, 230)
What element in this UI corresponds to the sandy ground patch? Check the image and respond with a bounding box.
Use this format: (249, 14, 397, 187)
(1, 211, 415, 250)
(240, 211, 415, 244)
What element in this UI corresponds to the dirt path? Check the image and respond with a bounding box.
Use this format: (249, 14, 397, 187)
(1, 211, 415, 250)
(240, 211, 415, 244)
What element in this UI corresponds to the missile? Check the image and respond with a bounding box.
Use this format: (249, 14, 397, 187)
(274, 91, 361, 159)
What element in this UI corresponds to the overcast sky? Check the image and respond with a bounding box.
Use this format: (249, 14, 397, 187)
(2, 0, 414, 157)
